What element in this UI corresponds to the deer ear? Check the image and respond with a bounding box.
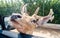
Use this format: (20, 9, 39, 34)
(20, 4, 28, 15)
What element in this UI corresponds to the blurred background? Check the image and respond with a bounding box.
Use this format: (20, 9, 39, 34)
(0, 0, 60, 24)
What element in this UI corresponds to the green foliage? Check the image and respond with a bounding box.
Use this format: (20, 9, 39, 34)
(0, 0, 21, 16)
(0, 0, 60, 24)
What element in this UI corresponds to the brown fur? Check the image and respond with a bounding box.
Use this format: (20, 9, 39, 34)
(10, 4, 54, 34)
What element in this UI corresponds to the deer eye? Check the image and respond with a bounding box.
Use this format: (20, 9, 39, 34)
(36, 19, 39, 21)
(31, 20, 36, 23)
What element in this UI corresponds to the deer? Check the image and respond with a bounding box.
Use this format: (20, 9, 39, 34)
(10, 4, 54, 34)
(4, 4, 60, 38)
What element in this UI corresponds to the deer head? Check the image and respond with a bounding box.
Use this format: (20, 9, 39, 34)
(10, 4, 54, 34)
(10, 4, 37, 34)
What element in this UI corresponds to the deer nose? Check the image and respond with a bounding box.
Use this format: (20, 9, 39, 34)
(11, 15, 22, 21)
(16, 15, 22, 18)
(11, 15, 22, 19)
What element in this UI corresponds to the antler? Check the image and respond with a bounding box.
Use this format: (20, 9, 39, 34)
(48, 9, 54, 16)
(32, 7, 40, 16)
(36, 9, 54, 26)
(34, 7, 40, 15)
(20, 4, 28, 15)
(49, 9, 54, 21)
